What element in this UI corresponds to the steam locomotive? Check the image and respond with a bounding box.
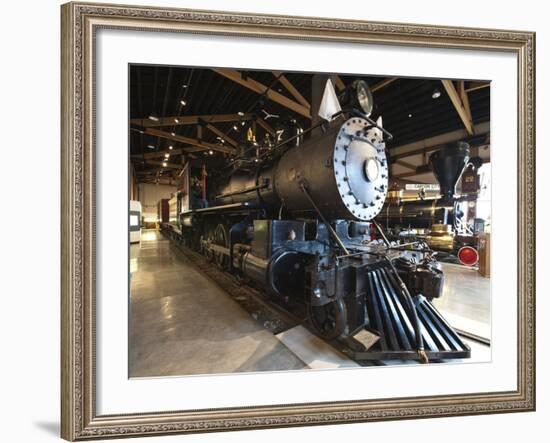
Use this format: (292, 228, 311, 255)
(163, 78, 470, 362)
(377, 142, 481, 265)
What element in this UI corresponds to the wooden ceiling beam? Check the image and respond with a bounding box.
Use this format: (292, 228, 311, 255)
(334, 76, 397, 93)
(393, 159, 418, 170)
(441, 79, 475, 135)
(391, 142, 490, 163)
(139, 179, 174, 184)
(136, 165, 187, 179)
(273, 71, 311, 110)
(136, 166, 164, 175)
(458, 81, 473, 123)
(334, 75, 346, 91)
(391, 146, 440, 162)
(139, 127, 236, 155)
(130, 113, 256, 128)
(465, 81, 490, 93)
(131, 146, 201, 160)
(393, 170, 424, 179)
(142, 159, 184, 169)
(204, 123, 238, 148)
(389, 121, 490, 159)
(136, 169, 179, 183)
(371, 77, 398, 92)
(137, 172, 179, 185)
(212, 68, 311, 118)
(255, 117, 275, 135)
(393, 155, 490, 180)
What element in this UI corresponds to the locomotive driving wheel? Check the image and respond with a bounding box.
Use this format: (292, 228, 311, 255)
(202, 227, 214, 262)
(212, 223, 230, 270)
(308, 298, 347, 340)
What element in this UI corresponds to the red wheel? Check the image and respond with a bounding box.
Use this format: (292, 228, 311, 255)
(458, 246, 479, 266)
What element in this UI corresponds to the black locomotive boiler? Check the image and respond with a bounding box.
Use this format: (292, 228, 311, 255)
(163, 79, 470, 362)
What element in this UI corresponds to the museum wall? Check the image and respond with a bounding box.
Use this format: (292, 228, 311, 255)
(137, 183, 177, 222)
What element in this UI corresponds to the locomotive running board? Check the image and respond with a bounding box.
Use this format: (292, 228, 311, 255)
(339, 266, 471, 362)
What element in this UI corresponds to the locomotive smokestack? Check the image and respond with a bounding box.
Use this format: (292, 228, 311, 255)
(429, 141, 470, 202)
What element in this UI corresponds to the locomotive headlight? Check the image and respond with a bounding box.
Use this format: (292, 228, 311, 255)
(364, 157, 380, 182)
(353, 80, 374, 116)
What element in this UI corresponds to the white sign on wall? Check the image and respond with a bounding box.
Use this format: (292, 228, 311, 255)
(405, 184, 440, 191)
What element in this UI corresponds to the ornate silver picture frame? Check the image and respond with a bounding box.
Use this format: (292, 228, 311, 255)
(61, 2, 535, 440)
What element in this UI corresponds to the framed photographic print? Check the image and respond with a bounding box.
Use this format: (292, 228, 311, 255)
(61, 1, 536, 440)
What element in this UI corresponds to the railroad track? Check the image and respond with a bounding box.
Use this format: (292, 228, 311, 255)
(168, 235, 305, 335)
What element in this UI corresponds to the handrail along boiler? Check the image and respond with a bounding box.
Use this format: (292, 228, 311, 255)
(164, 78, 470, 362)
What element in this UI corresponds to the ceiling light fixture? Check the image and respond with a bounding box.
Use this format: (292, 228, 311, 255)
(174, 118, 180, 123)
(180, 100, 187, 106)
(147, 144, 155, 149)
(237, 111, 244, 117)
(171, 132, 176, 137)
(208, 150, 214, 155)
(233, 125, 238, 131)
(162, 162, 167, 167)
(148, 115, 159, 122)
(432, 88, 441, 99)
(408, 113, 413, 118)
(168, 145, 173, 150)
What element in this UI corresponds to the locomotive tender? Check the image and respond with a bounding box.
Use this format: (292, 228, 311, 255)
(164, 78, 470, 362)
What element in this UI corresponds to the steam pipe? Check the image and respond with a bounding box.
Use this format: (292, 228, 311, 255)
(300, 182, 350, 255)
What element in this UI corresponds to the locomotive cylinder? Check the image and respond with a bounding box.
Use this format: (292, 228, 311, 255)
(232, 244, 305, 299)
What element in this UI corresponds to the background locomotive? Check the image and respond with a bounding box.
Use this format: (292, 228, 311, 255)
(377, 142, 482, 265)
(162, 77, 470, 362)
